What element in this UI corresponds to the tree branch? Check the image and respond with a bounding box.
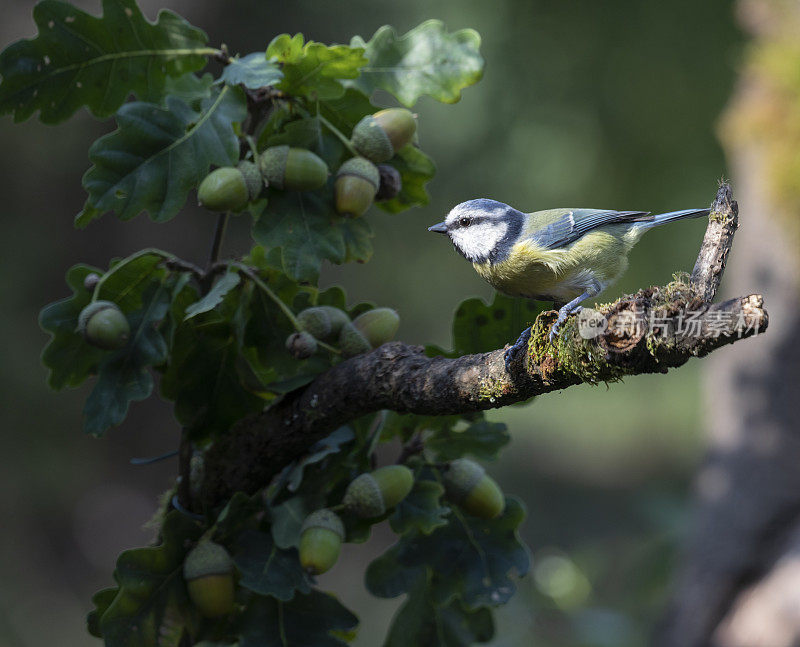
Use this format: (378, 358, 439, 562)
(194, 183, 767, 510)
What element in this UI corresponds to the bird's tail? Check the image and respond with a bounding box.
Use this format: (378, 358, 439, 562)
(638, 208, 710, 230)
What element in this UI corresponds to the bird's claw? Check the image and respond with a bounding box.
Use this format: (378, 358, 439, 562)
(504, 327, 532, 372)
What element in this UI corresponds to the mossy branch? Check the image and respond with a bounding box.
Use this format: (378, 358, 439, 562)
(189, 183, 766, 510)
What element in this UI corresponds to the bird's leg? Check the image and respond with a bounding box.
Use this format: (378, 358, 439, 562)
(549, 283, 600, 343)
(504, 326, 533, 372)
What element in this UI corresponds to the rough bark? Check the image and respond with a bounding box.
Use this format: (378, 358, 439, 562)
(186, 182, 767, 511)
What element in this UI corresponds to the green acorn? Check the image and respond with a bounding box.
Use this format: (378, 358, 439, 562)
(78, 301, 130, 350)
(335, 157, 380, 217)
(338, 321, 372, 358)
(352, 308, 400, 348)
(376, 164, 402, 201)
(259, 145, 329, 191)
(343, 465, 414, 518)
(198, 167, 249, 212)
(443, 458, 505, 519)
(351, 108, 417, 163)
(299, 509, 345, 575)
(286, 331, 318, 359)
(183, 541, 235, 618)
(297, 306, 350, 342)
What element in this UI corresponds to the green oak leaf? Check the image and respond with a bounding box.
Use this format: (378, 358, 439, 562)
(451, 292, 547, 356)
(219, 52, 283, 89)
(376, 144, 436, 214)
(318, 89, 377, 138)
(160, 291, 266, 440)
(267, 33, 367, 101)
(77, 85, 246, 227)
(96, 251, 166, 312)
(351, 21, 483, 107)
(232, 529, 310, 600)
(184, 271, 241, 320)
(156, 72, 214, 107)
(390, 478, 450, 536)
(367, 498, 530, 609)
(385, 581, 494, 647)
(96, 511, 203, 646)
(252, 188, 373, 283)
(0, 0, 212, 124)
(286, 426, 356, 493)
(87, 587, 118, 638)
(83, 281, 171, 436)
(238, 590, 358, 647)
(39, 264, 106, 390)
(427, 419, 510, 462)
(215, 491, 264, 541)
(269, 497, 309, 550)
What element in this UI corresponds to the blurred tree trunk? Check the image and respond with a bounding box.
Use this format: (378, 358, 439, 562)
(658, 2, 800, 646)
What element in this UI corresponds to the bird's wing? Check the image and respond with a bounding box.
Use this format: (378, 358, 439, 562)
(528, 209, 652, 250)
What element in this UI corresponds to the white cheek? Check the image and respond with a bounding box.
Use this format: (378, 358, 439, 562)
(451, 222, 507, 261)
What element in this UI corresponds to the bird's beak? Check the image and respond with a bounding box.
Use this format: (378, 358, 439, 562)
(428, 222, 448, 234)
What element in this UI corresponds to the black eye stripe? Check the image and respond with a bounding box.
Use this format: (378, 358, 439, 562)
(454, 215, 487, 228)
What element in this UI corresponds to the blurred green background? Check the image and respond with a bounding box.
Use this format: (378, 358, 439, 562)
(0, 0, 743, 645)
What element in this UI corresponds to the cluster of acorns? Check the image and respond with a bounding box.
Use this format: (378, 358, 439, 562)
(286, 305, 400, 359)
(299, 458, 505, 576)
(178, 458, 505, 618)
(197, 108, 416, 216)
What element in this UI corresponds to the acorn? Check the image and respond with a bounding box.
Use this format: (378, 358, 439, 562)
(237, 160, 264, 200)
(376, 164, 402, 201)
(183, 541, 235, 618)
(352, 308, 400, 348)
(78, 301, 130, 350)
(351, 108, 417, 163)
(83, 272, 101, 291)
(286, 331, 318, 359)
(198, 167, 249, 212)
(338, 321, 372, 358)
(259, 145, 328, 191)
(299, 509, 345, 575)
(343, 465, 414, 518)
(442, 458, 505, 519)
(335, 157, 380, 217)
(297, 306, 350, 342)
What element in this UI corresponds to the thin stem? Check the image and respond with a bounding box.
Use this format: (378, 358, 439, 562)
(317, 113, 360, 157)
(234, 262, 342, 355)
(208, 212, 230, 267)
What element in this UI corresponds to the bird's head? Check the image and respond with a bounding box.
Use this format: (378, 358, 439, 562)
(428, 198, 524, 264)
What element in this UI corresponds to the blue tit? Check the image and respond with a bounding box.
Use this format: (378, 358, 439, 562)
(428, 198, 709, 368)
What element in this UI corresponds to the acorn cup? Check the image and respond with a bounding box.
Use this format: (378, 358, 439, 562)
(299, 509, 345, 575)
(375, 164, 402, 201)
(351, 108, 417, 163)
(335, 157, 380, 217)
(338, 321, 372, 358)
(343, 465, 414, 518)
(183, 541, 236, 618)
(78, 301, 130, 350)
(259, 145, 329, 191)
(352, 308, 400, 348)
(286, 331, 318, 359)
(442, 458, 505, 519)
(297, 306, 350, 342)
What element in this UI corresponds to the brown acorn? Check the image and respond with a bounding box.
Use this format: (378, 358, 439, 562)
(183, 541, 235, 618)
(443, 458, 505, 519)
(351, 108, 417, 163)
(375, 164, 402, 201)
(335, 157, 380, 217)
(259, 145, 329, 191)
(343, 465, 414, 518)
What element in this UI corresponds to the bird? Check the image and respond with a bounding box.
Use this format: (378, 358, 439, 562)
(428, 198, 709, 370)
